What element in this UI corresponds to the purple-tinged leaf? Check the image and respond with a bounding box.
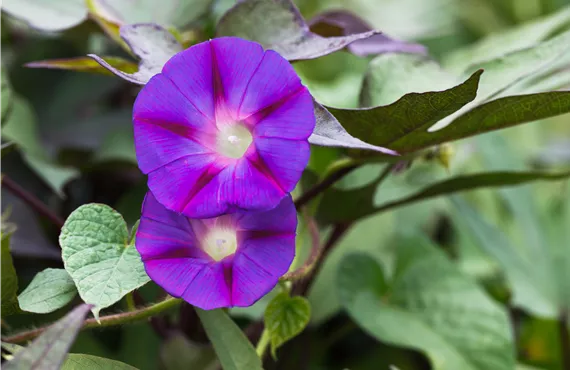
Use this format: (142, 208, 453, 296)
(89, 23, 182, 85)
(308, 10, 427, 57)
(3, 304, 92, 370)
(309, 102, 397, 155)
(25, 56, 137, 75)
(217, 0, 380, 61)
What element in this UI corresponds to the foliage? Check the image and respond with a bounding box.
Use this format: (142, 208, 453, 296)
(1, 0, 569, 369)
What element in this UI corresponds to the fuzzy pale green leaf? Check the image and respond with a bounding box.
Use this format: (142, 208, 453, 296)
(60, 204, 150, 319)
(18, 268, 77, 314)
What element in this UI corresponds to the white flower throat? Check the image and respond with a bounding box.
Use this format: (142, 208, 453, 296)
(216, 123, 252, 159)
(202, 227, 238, 261)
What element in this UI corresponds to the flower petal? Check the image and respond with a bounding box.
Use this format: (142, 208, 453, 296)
(210, 37, 265, 116)
(252, 137, 311, 193)
(179, 261, 232, 310)
(137, 193, 232, 309)
(161, 41, 216, 121)
(238, 50, 303, 118)
(133, 74, 215, 173)
(232, 234, 295, 307)
(182, 158, 287, 218)
(147, 153, 224, 214)
(251, 87, 315, 140)
(237, 194, 297, 233)
(137, 192, 207, 261)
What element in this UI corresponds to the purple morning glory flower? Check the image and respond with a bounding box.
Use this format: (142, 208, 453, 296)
(133, 37, 315, 218)
(136, 191, 296, 309)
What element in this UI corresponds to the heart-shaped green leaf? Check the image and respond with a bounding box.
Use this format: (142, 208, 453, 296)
(18, 268, 77, 314)
(264, 292, 311, 358)
(60, 204, 150, 319)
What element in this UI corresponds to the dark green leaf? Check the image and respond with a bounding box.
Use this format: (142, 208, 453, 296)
(308, 102, 398, 154)
(4, 304, 92, 370)
(264, 292, 311, 358)
(217, 0, 378, 61)
(422, 92, 570, 151)
(195, 308, 263, 370)
(1, 0, 87, 32)
(318, 170, 570, 224)
(90, 23, 182, 85)
(337, 236, 514, 370)
(60, 204, 150, 319)
(18, 268, 77, 314)
(323, 70, 482, 154)
(1, 232, 20, 316)
(62, 354, 139, 369)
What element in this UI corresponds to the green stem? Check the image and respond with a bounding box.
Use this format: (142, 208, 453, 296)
(4, 297, 182, 344)
(256, 328, 271, 359)
(125, 292, 136, 311)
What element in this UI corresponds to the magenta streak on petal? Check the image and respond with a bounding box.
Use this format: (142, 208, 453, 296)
(210, 42, 233, 124)
(241, 85, 306, 130)
(245, 149, 286, 194)
(236, 229, 295, 243)
(236, 52, 267, 118)
(180, 162, 227, 213)
(162, 73, 216, 125)
(222, 258, 234, 306)
(137, 118, 218, 153)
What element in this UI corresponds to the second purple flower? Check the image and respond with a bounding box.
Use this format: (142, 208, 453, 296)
(133, 37, 315, 219)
